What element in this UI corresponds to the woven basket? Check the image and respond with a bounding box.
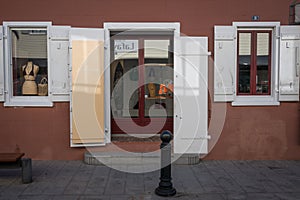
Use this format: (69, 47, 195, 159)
(38, 77, 48, 96)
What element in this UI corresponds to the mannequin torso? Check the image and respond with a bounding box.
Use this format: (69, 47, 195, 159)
(22, 61, 39, 81)
(22, 61, 39, 95)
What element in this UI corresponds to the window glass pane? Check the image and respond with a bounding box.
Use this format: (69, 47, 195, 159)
(238, 33, 251, 94)
(144, 40, 173, 118)
(11, 28, 48, 96)
(111, 39, 139, 118)
(256, 33, 270, 94)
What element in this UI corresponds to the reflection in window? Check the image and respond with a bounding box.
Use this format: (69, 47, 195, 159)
(237, 31, 271, 95)
(11, 28, 48, 96)
(256, 33, 270, 94)
(238, 33, 251, 94)
(144, 40, 173, 118)
(110, 36, 174, 119)
(111, 39, 139, 118)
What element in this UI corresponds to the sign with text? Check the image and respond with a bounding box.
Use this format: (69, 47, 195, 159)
(114, 40, 138, 53)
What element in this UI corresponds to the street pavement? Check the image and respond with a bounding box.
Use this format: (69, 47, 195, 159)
(0, 160, 300, 199)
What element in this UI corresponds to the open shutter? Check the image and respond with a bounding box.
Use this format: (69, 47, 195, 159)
(279, 26, 300, 101)
(174, 37, 209, 154)
(50, 26, 70, 101)
(214, 26, 236, 102)
(0, 26, 4, 102)
(70, 28, 105, 146)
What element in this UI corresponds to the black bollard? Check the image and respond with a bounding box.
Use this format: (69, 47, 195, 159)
(155, 130, 176, 197)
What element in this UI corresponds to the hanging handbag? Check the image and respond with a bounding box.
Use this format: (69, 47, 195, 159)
(38, 77, 48, 96)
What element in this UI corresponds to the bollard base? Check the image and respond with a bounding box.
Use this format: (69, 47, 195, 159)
(155, 186, 176, 197)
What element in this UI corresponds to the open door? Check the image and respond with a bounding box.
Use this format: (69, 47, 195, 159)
(70, 28, 105, 146)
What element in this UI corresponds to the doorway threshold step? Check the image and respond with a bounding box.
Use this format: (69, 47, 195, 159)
(84, 151, 200, 165)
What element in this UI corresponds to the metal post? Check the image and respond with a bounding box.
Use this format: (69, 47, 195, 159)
(21, 158, 32, 184)
(155, 130, 176, 197)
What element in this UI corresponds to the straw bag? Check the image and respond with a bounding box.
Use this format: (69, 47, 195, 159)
(38, 77, 48, 96)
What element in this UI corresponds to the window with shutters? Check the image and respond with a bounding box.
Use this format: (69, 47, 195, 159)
(2, 22, 70, 106)
(214, 22, 300, 106)
(237, 30, 272, 96)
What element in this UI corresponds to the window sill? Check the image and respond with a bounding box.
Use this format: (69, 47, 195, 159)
(231, 96, 280, 106)
(4, 97, 53, 107)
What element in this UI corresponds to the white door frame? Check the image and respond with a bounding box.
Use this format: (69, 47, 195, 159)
(103, 22, 181, 143)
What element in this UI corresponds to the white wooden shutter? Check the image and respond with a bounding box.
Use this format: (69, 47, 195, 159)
(70, 28, 105, 146)
(50, 26, 71, 102)
(279, 26, 300, 101)
(174, 37, 209, 154)
(0, 26, 4, 102)
(214, 26, 236, 102)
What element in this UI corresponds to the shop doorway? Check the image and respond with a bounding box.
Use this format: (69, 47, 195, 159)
(110, 32, 174, 134)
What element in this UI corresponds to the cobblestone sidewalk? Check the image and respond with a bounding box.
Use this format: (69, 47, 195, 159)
(0, 160, 300, 199)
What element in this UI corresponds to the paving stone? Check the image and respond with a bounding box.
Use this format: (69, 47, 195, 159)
(64, 181, 89, 195)
(103, 169, 126, 195)
(79, 195, 111, 200)
(84, 167, 110, 195)
(246, 193, 280, 200)
(221, 161, 266, 193)
(52, 195, 80, 200)
(191, 164, 225, 193)
(173, 165, 205, 194)
(204, 161, 245, 193)
(273, 192, 300, 200)
(17, 194, 53, 200)
(0, 179, 30, 198)
(249, 160, 299, 193)
(221, 193, 247, 200)
(143, 170, 159, 194)
(125, 172, 144, 194)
